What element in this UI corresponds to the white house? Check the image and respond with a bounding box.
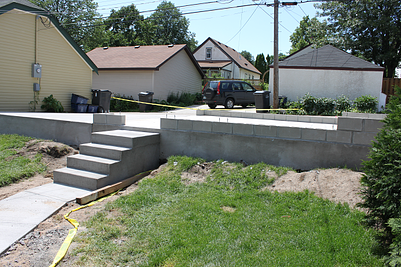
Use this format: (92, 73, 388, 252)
(87, 44, 204, 100)
(269, 45, 384, 103)
(193, 37, 261, 80)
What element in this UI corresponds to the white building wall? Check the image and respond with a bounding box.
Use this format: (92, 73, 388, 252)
(154, 49, 203, 100)
(269, 68, 383, 102)
(193, 40, 228, 61)
(92, 70, 154, 98)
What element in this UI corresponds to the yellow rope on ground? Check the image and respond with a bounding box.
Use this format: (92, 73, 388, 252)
(111, 97, 300, 111)
(49, 191, 119, 267)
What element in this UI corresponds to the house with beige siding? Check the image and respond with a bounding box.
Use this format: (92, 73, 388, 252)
(193, 37, 261, 80)
(87, 44, 204, 101)
(0, 0, 97, 112)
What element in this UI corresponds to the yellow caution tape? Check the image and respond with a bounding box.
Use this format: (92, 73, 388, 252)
(49, 191, 119, 267)
(111, 96, 300, 111)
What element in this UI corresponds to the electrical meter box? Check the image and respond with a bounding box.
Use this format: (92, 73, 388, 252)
(33, 83, 40, 92)
(32, 63, 42, 78)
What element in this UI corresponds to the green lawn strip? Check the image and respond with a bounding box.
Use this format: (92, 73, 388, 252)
(73, 156, 382, 266)
(0, 134, 46, 187)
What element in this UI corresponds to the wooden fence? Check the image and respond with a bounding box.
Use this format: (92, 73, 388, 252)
(382, 78, 401, 97)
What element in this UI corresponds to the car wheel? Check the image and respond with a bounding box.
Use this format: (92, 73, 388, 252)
(208, 103, 216, 109)
(224, 98, 234, 109)
(241, 104, 247, 108)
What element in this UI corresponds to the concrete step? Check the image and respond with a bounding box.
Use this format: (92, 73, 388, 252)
(91, 130, 159, 148)
(80, 143, 130, 160)
(67, 154, 119, 174)
(53, 167, 108, 190)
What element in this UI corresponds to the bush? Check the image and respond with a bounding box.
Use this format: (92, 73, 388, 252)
(386, 218, 401, 266)
(299, 94, 336, 115)
(110, 94, 138, 112)
(358, 86, 401, 249)
(353, 95, 378, 113)
(41, 95, 64, 112)
(335, 95, 352, 114)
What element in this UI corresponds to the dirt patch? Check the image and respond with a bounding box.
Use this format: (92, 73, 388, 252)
(266, 168, 364, 209)
(0, 155, 366, 266)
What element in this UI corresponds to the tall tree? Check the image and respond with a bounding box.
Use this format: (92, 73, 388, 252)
(289, 16, 331, 54)
(240, 50, 254, 65)
(149, 1, 197, 51)
(317, 0, 401, 78)
(104, 4, 146, 47)
(255, 53, 267, 81)
(30, 0, 100, 50)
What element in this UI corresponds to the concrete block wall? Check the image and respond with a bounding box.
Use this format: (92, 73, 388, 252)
(196, 109, 338, 124)
(161, 117, 381, 146)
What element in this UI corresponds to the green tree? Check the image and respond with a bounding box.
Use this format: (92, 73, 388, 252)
(317, 0, 401, 78)
(359, 85, 401, 247)
(30, 0, 100, 51)
(104, 4, 146, 47)
(289, 16, 331, 54)
(255, 53, 267, 81)
(149, 1, 197, 51)
(240, 50, 254, 65)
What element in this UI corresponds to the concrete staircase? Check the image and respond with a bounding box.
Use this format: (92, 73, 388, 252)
(53, 130, 160, 190)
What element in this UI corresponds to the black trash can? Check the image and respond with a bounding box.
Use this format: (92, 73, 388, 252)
(92, 90, 112, 113)
(253, 90, 271, 113)
(138, 91, 154, 112)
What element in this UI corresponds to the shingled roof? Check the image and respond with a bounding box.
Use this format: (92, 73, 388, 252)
(276, 45, 384, 71)
(87, 44, 204, 77)
(193, 37, 261, 75)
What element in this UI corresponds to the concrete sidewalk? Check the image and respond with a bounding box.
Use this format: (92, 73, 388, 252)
(0, 183, 90, 255)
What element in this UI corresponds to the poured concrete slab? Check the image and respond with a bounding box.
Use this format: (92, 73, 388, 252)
(0, 183, 90, 255)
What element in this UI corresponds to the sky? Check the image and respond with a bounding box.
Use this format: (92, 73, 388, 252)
(95, 0, 321, 59)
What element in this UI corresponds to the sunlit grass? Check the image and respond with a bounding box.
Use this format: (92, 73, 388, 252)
(0, 134, 46, 187)
(72, 156, 382, 267)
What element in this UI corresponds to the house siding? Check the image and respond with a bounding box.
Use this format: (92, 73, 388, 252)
(92, 70, 155, 98)
(0, 9, 93, 112)
(153, 49, 203, 100)
(193, 40, 228, 61)
(268, 68, 383, 102)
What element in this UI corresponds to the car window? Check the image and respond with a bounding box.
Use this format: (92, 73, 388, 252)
(208, 81, 218, 89)
(232, 82, 242, 91)
(220, 82, 231, 90)
(242, 83, 255, 91)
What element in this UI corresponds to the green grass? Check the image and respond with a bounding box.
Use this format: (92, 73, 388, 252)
(0, 134, 46, 187)
(73, 156, 382, 266)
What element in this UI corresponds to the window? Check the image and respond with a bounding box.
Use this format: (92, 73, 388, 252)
(232, 82, 242, 91)
(206, 47, 212, 59)
(242, 83, 254, 91)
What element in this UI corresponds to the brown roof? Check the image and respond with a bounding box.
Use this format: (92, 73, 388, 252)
(87, 44, 204, 76)
(197, 61, 232, 69)
(193, 37, 261, 75)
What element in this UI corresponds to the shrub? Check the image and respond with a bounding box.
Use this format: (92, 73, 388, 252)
(358, 86, 401, 248)
(41, 95, 64, 112)
(110, 94, 138, 112)
(335, 95, 352, 114)
(299, 94, 335, 115)
(386, 218, 401, 266)
(353, 95, 378, 113)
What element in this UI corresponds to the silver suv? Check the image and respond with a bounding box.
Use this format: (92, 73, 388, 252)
(202, 80, 256, 109)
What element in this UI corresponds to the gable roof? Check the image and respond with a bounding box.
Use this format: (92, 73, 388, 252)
(87, 44, 204, 77)
(0, 0, 98, 73)
(193, 37, 261, 75)
(275, 44, 384, 71)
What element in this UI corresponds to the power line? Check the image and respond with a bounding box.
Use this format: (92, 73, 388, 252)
(226, 4, 260, 44)
(298, 4, 308, 16)
(259, 5, 292, 33)
(284, 6, 299, 23)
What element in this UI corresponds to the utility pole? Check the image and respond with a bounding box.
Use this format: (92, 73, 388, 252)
(273, 0, 279, 109)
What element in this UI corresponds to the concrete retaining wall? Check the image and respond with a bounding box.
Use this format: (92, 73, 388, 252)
(0, 114, 93, 145)
(159, 114, 385, 169)
(197, 110, 338, 124)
